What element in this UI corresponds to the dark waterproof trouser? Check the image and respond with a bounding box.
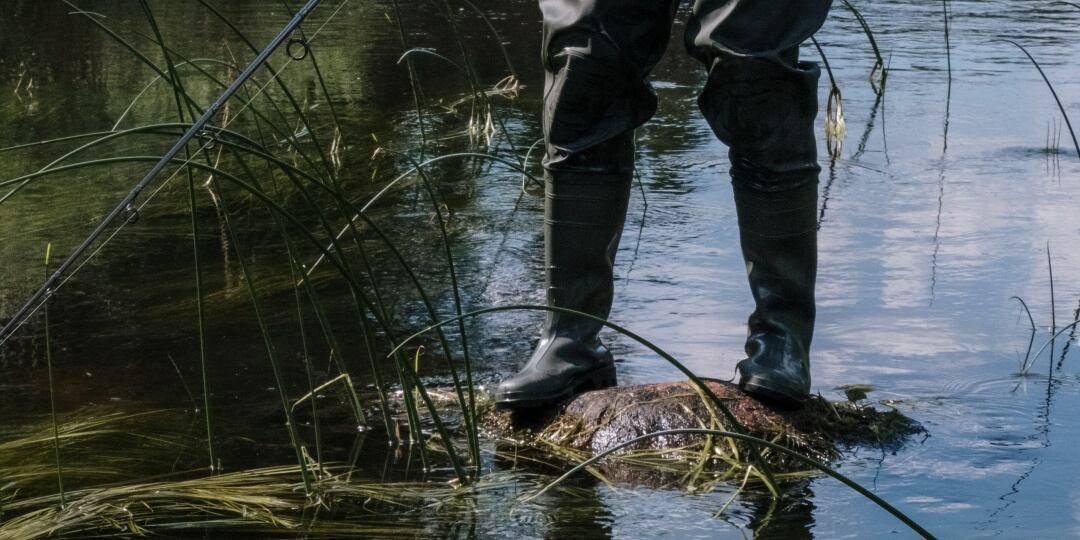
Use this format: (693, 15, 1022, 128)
(541, 0, 831, 180)
(540, 0, 831, 400)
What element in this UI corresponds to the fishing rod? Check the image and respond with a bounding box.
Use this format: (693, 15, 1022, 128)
(0, 0, 324, 345)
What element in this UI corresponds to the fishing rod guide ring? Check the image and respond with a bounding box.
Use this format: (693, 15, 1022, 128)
(287, 37, 309, 60)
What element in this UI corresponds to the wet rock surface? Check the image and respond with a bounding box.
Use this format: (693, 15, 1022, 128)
(484, 379, 924, 470)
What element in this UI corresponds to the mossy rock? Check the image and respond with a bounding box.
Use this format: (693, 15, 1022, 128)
(483, 379, 923, 472)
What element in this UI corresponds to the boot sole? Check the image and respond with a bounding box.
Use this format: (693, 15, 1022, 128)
(495, 364, 617, 409)
(738, 377, 807, 409)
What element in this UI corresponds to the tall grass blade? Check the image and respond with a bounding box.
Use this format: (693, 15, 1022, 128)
(352, 228, 432, 468)
(196, 0, 340, 184)
(111, 58, 238, 131)
(291, 373, 366, 426)
(208, 182, 314, 493)
(839, 0, 887, 94)
(458, 0, 518, 80)
(43, 243, 65, 508)
(1027, 320, 1080, 369)
(1048, 242, 1056, 377)
(292, 258, 324, 467)
(943, 0, 952, 150)
(389, 150, 481, 471)
(391, 0, 431, 159)
(1011, 296, 1038, 373)
(811, 37, 845, 160)
(1059, 298, 1080, 369)
(302, 151, 541, 279)
(136, 0, 217, 473)
(997, 40, 1080, 160)
(190, 144, 215, 472)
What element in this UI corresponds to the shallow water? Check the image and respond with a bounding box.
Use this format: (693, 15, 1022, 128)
(2, 0, 1080, 537)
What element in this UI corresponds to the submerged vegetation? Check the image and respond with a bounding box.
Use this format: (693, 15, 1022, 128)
(0, 0, 1078, 537)
(0, 407, 522, 539)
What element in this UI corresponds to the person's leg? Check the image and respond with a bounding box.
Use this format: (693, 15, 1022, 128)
(686, 0, 832, 406)
(495, 0, 678, 408)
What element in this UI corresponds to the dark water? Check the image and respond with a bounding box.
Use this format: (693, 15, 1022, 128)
(2, 0, 1080, 537)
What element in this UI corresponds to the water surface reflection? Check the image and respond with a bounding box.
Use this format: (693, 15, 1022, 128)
(1, 0, 1080, 537)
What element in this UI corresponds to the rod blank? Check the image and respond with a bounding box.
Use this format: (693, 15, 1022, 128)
(0, 0, 325, 344)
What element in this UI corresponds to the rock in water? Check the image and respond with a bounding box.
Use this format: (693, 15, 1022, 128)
(485, 379, 922, 471)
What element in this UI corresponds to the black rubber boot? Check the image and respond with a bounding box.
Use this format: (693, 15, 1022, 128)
(733, 178, 817, 407)
(695, 47, 822, 408)
(494, 143, 632, 408)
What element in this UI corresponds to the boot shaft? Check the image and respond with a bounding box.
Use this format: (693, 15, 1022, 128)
(733, 179, 818, 351)
(542, 170, 632, 339)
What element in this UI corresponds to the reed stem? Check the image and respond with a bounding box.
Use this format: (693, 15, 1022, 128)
(43, 243, 65, 508)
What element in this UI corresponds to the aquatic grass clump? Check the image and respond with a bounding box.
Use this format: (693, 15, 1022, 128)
(0, 7, 420, 516)
(532, 386, 922, 464)
(0, 464, 473, 539)
(816, 1, 891, 162)
(811, 37, 846, 159)
(0, 408, 195, 498)
(0, 3, 945, 538)
(1010, 243, 1080, 381)
(384, 304, 935, 537)
(0, 405, 524, 538)
(0, 404, 533, 539)
(0, 0, 452, 485)
(483, 379, 923, 490)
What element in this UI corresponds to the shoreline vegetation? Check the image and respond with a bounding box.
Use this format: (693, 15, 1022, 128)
(1, 0, 1078, 537)
(1, 382, 925, 539)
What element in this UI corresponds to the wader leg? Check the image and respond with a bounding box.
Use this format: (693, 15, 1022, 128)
(687, 0, 832, 406)
(495, 0, 678, 408)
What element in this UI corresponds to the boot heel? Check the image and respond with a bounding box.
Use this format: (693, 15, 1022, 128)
(578, 364, 617, 392)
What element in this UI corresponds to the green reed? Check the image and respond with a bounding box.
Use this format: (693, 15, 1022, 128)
(139, 1, 362, 485)
(997, 39, 1080, 160)
(1060, 298, 1080, 370)
(0, 2, 942, 537)
(839, 0, 887, 94)
(43, 243, 65, 508)
(1048, 243, 1057, 372)
(943, 0, 952, 149)
(382, 304, 951, 505)
(136, 0, 216, 474)
(391, 0, 431, 158)
(1011, 296, 1038, 373)
(1, 146, 473, 482)
(811, 36, 846, 160)
(1013, 243, 1073, 377)
(385, 148, 482, 473)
